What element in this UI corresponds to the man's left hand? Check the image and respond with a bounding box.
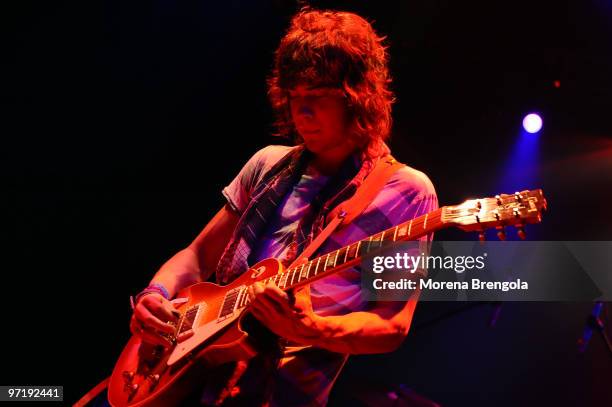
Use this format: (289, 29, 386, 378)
(247, 281, 325, 345)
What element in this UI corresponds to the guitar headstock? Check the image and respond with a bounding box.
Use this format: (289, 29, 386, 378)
(442, 189, 547, 239)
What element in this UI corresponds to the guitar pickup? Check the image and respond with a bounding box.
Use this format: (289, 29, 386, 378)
(175, 304, 203, 343)
(217, 286, 245, 321)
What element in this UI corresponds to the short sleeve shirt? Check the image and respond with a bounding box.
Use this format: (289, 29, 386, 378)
(220, 145, 438, 406)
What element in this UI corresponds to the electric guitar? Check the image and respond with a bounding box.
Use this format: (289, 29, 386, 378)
(108, 189, 547, 407)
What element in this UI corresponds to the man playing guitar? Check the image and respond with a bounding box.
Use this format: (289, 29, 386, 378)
(129, 8, 437, 406)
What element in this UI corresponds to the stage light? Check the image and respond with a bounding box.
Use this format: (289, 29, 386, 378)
(522, 113, 543, 134)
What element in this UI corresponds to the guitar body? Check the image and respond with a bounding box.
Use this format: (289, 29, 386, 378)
(108, 258, 283, 407)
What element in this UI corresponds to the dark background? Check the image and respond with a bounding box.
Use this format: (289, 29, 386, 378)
(2, 0, 611, 405)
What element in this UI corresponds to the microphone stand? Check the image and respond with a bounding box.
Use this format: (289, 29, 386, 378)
(577, 301, 612, 357)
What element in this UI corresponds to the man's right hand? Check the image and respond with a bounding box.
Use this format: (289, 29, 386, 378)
(127, 204, 239, 347)
(130, 293, 180, 347)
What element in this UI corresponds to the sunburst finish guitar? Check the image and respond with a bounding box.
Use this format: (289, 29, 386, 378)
(108, 189, 547, 407)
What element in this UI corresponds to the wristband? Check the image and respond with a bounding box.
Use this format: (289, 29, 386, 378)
(130, 283, 171, 309)
(146, 283, 171, 300)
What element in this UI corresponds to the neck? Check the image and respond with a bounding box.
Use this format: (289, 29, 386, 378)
(309, 143, 358, 176)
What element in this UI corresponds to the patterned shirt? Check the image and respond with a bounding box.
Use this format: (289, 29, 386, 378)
(221, 145, 438, 406)
(249, 165, 330, 266)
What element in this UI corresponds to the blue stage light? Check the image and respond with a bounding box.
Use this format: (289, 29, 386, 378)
(522, 113, 543, 134)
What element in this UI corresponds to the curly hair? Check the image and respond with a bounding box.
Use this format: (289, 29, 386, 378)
(267, 8, 395, 158)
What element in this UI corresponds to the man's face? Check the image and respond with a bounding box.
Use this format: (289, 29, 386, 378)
(288, 84, 352, 155)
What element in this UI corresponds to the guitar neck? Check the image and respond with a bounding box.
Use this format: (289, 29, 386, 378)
(259, 207, 445, 291)
(227, 189, 545, 315)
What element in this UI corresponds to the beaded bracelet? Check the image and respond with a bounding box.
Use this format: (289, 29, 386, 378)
(130, 283, 171, 309)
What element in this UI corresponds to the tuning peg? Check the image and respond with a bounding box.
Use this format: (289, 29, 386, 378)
(514, 192, 522, 202)
(517, 226, 526, 240)
(496, 226, 506, 241)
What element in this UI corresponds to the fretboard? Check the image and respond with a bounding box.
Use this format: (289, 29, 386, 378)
(224, 208, 445, 315)
(261, 207, 444, 291)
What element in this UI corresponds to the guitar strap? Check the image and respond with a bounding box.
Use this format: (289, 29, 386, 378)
(287, 154, 405, 269)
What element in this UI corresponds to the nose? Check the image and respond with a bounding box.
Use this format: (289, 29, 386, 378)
(298, 105, 314, 119)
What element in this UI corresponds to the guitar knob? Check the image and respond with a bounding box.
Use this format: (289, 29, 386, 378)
(478, 232, 486, 242)
(124, 383, 139, 396)
(148, 374, 160, 385)
(517, 227, 526, 240)
(122, 371, 135, 383)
